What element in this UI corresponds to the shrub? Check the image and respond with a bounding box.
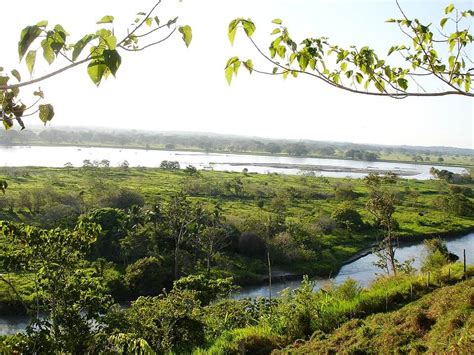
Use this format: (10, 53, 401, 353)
(201, 326, 283, 355)
(101, 188, 144, 210)
(160, 160, 180, 170)
(172, 275, 236, 305)
(313, 214, 337, 235)
(125, 289, 205, 353)
(269, 232, 315, 264)
(331, 202, 364, 231)
(334, 183, 358, 200)
(124, 257, 168, 297)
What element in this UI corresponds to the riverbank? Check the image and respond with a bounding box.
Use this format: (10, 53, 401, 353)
(235, 229, 474, 291)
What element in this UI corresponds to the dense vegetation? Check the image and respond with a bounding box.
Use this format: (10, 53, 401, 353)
(1, 128, 473, 167)
(0, 166, 473, 353)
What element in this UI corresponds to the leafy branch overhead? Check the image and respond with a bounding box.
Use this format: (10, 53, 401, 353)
(225, 2, 473, 99)
(0, 0, 192, 130)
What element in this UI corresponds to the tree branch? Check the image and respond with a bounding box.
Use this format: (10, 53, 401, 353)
(0, 57, 91, 91)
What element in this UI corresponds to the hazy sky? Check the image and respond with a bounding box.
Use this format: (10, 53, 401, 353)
(2, 0, 473, 148)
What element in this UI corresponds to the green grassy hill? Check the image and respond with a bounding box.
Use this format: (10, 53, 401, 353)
(278, 278, 473, 354)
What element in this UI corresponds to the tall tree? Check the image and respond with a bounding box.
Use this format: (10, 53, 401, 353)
(365, 173, 399, 275)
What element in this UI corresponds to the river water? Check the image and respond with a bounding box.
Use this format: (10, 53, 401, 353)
(1, 233, 472, 335)
(234, 233, 473, 299)
(0, 145, 467, 179)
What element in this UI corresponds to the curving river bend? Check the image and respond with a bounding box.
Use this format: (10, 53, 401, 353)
(1, 233, 472, 335)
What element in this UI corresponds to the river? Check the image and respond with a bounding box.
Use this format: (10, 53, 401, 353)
(234, 233, 473, 299)
(1, 233, 472, 335)
(0, 145, 467, 179)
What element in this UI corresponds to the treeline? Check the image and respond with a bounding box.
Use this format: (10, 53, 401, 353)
(1, 128, 472, 159)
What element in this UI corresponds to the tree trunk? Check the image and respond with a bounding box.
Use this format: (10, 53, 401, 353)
(267, 250, 272, 302)
(174, 243, 180, 279)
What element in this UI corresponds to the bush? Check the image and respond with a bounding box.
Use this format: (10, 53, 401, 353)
(334, 183, 358, 200)
(160, 160, 180, 170)
(125, 289, 205, 353)
(313, 214, 337, 235)
(269, 232, 315, 264)
(124, 257, 168, 297)
(82, 208, 128, 261)
(101, 188, 144, 210)
(331, 202, 364, 231)
(201, 326, 283, 355)
(172, 275, 236, 305)
(202, 299, 256, 341)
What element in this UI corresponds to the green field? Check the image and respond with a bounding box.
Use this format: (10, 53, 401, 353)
(1, 166, 473, 278)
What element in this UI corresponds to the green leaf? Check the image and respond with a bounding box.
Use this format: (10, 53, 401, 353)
(97, 15, 114, 24)
(26, 50, 37, 74)
(397, 78, 408, 90)
(11, 70, 21, 82)
(465, 74, 471, 92)
(384, 66, 393, 81)
(225, 66, 233, 85)
(167, 17, 178, 28)
(105, 35, 117, 50)
(340, 62, 347, 72)
(282, 70, 289, 79)
(298, 54, 308, 71)
(39, 104, 54, 124)
(355, 72, 363, 84)
(242, 19, 256, 38)
(178, 25, 192, 47)
(36, 20, 48, 28)
(271, 28, 281, 35)
(448, 55, 455, 69)
(228, 19, 239, 46)
(243, 59, 253, 74)
(385, 18, 397, 23)
(375, 80, 385, 92)
(18, 25, 42, 60)
(41, 39, 55, 65)
(103, 50, 121, 76)
(233, 60, 241, 75)
(387, 46, 398, 56)
(72, 34, 95, 61)
(34, 89, 44, 99)
(154, 16, 160, 26)
(364, 79, 371, 90)
(87, 60, 107, 86)
(445, 3, 455, 15)
(440, 17, 448, 29)
(272, 19, 282, 25)
(145, 18, 153, 27)
(0, 76, 9, 86)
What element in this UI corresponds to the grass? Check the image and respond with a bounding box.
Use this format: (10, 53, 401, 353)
(278, 276, 474, 354)
(0, 167, 473, 316)
(1, 167, 473, 271)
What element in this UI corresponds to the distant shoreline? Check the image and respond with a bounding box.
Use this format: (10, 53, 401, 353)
(1, 142, 472, 170)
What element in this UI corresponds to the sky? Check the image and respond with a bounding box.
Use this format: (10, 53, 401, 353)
(1, 0, 473, 149)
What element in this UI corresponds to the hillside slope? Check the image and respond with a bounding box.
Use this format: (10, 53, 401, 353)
(278, 279, 473, 354)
